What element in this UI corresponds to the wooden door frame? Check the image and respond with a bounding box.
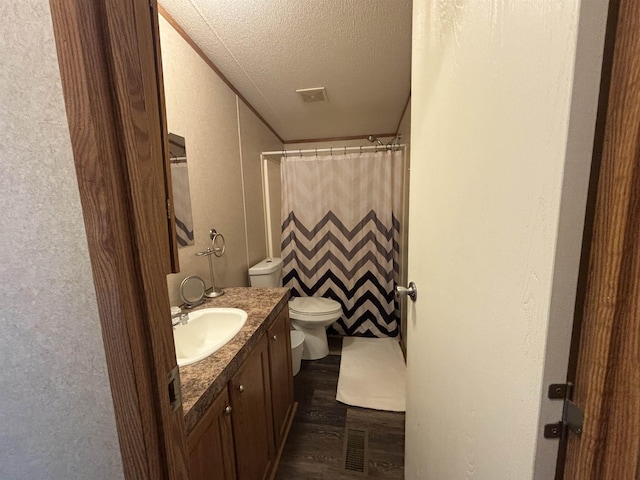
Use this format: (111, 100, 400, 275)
(560, 0, 640, 477)
(553, 0, 618, 476)
(49, 0, 188, 478)
(50, 0, 640, 477)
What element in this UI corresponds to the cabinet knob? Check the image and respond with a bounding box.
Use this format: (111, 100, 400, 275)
(224, 406, 232, 415)
(238, 385, 245, 393)
(272, 335, 277, 342)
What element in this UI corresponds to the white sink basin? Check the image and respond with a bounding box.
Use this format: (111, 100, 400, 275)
(173, 308, 248, 367)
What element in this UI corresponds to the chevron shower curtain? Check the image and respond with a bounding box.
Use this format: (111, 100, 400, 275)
(281, 151, 403, 337)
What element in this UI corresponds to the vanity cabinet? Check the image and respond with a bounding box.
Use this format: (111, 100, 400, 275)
(186, 303, 296, 480)
(187, 387, 236, 480)
(268, 308, 295, 447)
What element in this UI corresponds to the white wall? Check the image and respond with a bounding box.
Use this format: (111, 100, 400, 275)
(238, 100, 282, 267)
(0, 2, 124, 478)
(405, 1, 607, 479)
(159, 15, 282, 305)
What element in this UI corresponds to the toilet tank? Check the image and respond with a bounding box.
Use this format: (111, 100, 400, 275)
(248, 257, 283, 287)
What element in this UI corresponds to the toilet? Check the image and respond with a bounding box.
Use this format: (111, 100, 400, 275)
(248, 258, 342, 360)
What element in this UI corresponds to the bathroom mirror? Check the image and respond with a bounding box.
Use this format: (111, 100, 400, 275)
(169, 133, 195, 247)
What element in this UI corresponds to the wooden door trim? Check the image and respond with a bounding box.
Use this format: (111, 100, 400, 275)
(563, 0, 640, 477)
(554, 2, 621, 477)
(49, 1, 189, 478)
(564, 0, 620, 383)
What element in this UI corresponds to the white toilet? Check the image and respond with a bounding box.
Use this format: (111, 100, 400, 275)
(248, 258, 342, 360)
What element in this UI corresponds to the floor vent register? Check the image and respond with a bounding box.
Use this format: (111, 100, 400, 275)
(343, 427, 369, 475)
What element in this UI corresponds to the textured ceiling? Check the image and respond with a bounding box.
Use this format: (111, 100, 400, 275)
(158, 0, 412, 142)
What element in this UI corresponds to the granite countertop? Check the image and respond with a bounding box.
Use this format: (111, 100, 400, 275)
(178, 286, 290, 434)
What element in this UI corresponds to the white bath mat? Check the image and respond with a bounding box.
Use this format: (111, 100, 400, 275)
(336, 337, 406, 412)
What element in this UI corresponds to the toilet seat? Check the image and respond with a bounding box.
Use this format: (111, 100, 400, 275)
(288, 297, 343, 360)
(289, 297, 342, 321)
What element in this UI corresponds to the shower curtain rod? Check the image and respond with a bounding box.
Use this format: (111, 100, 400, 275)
(260, 143, 406, 157)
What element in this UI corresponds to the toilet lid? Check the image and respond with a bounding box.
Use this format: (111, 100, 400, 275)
(289, 297, 342, 316)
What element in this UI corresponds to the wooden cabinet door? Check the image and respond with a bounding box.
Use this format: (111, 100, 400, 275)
(230, 336, 275, 480)
(187, 387, 236, 480)
(268, 307, 295, 447)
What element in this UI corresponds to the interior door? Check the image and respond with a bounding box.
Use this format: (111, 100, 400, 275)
(403, 1, 610, 479)
(563, 0, 640, 477)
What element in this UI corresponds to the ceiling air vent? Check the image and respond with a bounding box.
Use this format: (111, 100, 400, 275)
(296, 87, 328, 103)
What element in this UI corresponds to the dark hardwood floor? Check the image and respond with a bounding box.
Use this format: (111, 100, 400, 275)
(275, 337, 405, 479)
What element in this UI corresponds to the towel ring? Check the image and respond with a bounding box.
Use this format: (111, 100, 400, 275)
(210, 230, 226, 257)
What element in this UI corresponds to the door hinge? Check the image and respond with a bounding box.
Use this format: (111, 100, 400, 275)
(544, 383, 584, 439)
(167, 365, 182, 411)
(166, 198, 172, 220)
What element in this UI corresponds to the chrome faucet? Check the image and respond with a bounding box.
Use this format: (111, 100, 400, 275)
(171, 311, 189, 327)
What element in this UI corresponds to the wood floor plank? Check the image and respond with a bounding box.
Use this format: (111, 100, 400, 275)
(275, 346, 405, 479)
(346, 407, 406, 435)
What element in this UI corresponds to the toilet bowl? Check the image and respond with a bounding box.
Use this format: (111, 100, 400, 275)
(289, 297, 342, 360)
(248, 258, 343, 361)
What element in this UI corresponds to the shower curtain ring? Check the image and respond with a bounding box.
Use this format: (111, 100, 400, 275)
(283, 149, 286, 158)
(360, 145, 363, 155)
(299, 149, 302, 157)
(344, 146, 347, 155)
(315, 148, 318, 157)
(330, 147, 334, 156)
